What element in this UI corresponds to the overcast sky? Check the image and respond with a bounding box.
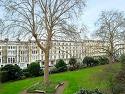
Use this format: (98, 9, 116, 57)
(0, 0, 125, 40)
(79, 0, 125, 39)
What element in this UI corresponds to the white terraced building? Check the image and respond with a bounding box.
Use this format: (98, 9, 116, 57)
(0, 39, 120, 69)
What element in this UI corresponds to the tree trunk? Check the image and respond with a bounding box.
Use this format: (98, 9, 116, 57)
(44, 50, 49, 85)
(109, 35, 114, 63)
(109, 55, 113, 63)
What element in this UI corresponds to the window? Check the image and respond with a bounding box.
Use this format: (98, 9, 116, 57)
(11, 58, 13, 63)
(0, 52, 1, 55)
(51, 61, 54, 65)
(8, 57, 15, 63)
(8, 46, 10, 49)
(0, 46, 1, 49)
(21, 51, 23, 54)
(42, 61, 44, 65)
(41, 51, 43, 54)
(0, 58, 1, 63)
(8, 58, 10, 63)
(13, 58, 15, 63)
(13, 46, 16, 49)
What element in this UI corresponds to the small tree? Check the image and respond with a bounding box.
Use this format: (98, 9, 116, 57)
(98, 56, 109, 65)
(27, 62, 41, 77)
(82, 56, 95, 67)
(55, 59, 67, 72)
(69, 57, 77, 69)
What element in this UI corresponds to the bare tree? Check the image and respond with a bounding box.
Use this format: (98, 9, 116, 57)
(0, 0, 86, 85)
(96, 10, 125, 63)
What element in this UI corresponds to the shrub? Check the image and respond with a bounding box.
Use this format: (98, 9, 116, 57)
(93, 59, 99, 66)
(110, 54, 125, 94)
(27, 62, 41, 77)
(120, 54, 125, 64)
(22, 68, 31, 78)
(39, 68, 44, 76)
(112, 80, 125, 94)
(1, 64, 22, 81)
(75, 88, 103, 94)
(49, 67, 59, 74)
(111, 70, 125, 94)
(120, 54, 125, 70)
(0, 71, 9, 83)
(77, 62, 84, 69)
(55, 59, 67, 72)
(68, 57, 80, 70)
(98, 56, 109, 65)
(69, 57, 77, 67)
(82, 56, 96, 67)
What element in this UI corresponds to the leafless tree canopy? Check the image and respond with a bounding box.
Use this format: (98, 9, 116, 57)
(0, 0, 86, 84)
(0, 0, 86, 41)
(96, 10, 125, 63)
(96, 11, 125, 41)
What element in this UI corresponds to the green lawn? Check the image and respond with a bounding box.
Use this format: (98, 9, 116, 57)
(0, 63, 121, 94)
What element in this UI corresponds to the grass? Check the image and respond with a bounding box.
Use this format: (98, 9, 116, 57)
(0, 63, 121, 94)
(27, 81, 58, 94)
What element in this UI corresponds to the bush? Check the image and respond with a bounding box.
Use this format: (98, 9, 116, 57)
(69, 57, 77, 67)
(120, 54, 125, 64)
(1, 64, 22, 81)
(110, 54, 125, 94)
(93, 59, 99, 66)
(98, 56, 109, 65)
(112, 80, 125, 94)
(82, 56, 97, 67)
(55, 59, 67, 72)
(120, 54, 125, 70)
(75, 88, 103, 94)
(111, 70, 125, 94)
(49, 67, 59, 74)
(39, 68, 44, 76)
(22, 68, 31, 78)
(69, 57, 80, 70)
(27, 62, 41, 77)
(0, 71, 9, 83)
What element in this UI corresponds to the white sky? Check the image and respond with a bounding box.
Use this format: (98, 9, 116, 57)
(79, 0, 125, 39)
(0, 0, 125, 40)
